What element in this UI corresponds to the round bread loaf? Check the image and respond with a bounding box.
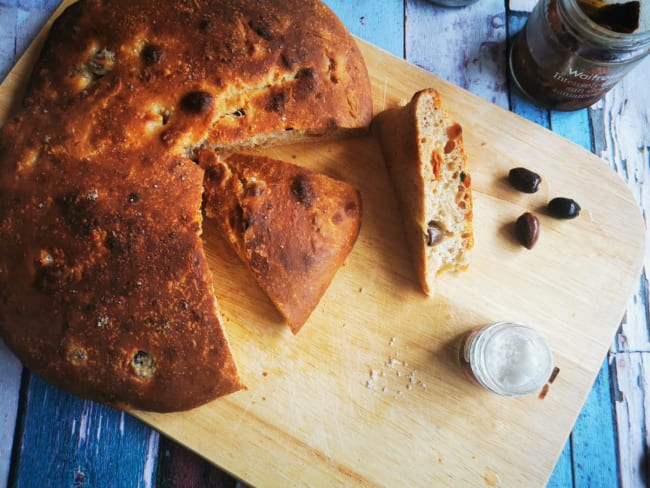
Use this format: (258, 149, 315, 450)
(0, 0, 372, 412)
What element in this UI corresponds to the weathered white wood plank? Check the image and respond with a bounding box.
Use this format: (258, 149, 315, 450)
(595, 54, 650, 488)
(509, 0, 537, 12)
(325, 0, 404, 57)
(0, 341, 21, 488)
(613, 352, 650, 488)
(595, 57, 650, 353)
(405, 0, 509, 107)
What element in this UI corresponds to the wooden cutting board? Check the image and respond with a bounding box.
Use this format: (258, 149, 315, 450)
(1, 2, 645, 486)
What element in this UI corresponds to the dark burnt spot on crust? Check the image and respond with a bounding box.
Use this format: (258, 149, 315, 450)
(34, 263, 66, 293)
(104, 230, 124, 253)
(249, 251, 269, 275)
(141, 45, 164, 66)
(128, 192, 140, 204)
(248, 19, 274, 41)
(344, 200, 358, 216)
(198, 18, 213, 32)
(58, 191, 98, 236)
(294, 68, 318, 98)
(204, 163, 225, 184)
(291, 174, 315, 208)
(280, 53, 297, 69)
(303, 253, 313, 271)
(266, 91, 286, 113)
(180, 91, 214, 114)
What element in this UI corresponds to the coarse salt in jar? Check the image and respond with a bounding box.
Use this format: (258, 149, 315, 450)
(459, 322, 554, 396)
(509, 0, 650, 110)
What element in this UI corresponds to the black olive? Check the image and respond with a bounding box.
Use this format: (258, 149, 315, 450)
(508, 167, 541, 193)
(426, 221, 443, 246)
(515, 212, 540, 249)
(548, 197, 581, 219)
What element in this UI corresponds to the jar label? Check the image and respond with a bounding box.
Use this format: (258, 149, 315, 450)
(548, 66, 620, 100)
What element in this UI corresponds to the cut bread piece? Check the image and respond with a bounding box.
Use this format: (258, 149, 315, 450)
(374, 88, 473, 296)
(200, 150, 361, 333)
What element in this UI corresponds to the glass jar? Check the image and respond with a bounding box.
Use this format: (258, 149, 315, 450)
(509, 0, 650, 110)
(459, 322, 554, 396)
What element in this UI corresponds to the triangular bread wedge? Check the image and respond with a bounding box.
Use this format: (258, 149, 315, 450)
(374, 88, 473, 296)
(200, 151, 361, 333)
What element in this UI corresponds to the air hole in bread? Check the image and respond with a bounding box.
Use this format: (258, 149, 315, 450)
(327, 56, 338, 84)
(88, 48, 115, 77)
(68, 347, 88, 365)
(248, 19, 274, 41)
(131, 350, 156, 380)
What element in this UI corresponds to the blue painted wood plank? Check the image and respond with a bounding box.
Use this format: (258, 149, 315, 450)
(507, 12, 550, 128)
(550, 109, 593, 152)
(546, 438, 574, 488)
(571, 358, 620, 487)
(323, 0, 404, 57)
(9, 374, 158, 488)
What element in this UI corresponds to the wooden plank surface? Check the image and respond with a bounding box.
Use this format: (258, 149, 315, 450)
(1, 0, 649, 487)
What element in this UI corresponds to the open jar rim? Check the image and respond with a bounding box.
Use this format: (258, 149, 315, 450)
(467, 322, 554, 397)
(559, 0, 650, 48)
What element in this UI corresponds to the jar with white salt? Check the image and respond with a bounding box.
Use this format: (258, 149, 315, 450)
(459, 322, 554, 396)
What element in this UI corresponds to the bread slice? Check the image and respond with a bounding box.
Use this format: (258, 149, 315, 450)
(374, 88, 473, 296)
(200, 150, 361, 333)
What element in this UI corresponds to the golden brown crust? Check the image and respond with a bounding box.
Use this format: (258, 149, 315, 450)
(22, 0, 372, 154)
(200, 151, 361, 334)
(0, 0, 371, 411)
